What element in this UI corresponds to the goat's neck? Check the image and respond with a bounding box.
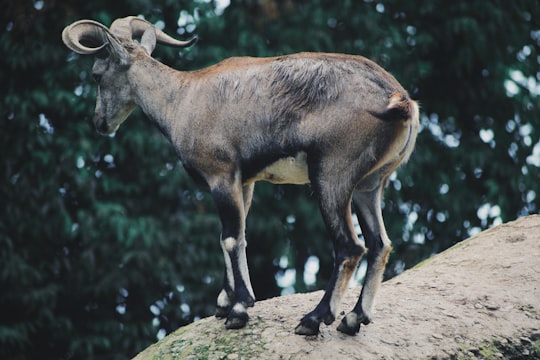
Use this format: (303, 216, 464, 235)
(129, 56, 190, 141)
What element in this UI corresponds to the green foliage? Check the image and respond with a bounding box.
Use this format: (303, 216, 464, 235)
(1, 0, 539, 358)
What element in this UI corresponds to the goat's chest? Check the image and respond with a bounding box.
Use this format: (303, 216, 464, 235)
(244, 152, 309, 185)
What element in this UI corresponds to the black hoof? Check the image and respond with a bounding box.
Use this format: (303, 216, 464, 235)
(336, 312, 370, 335)
(294, 316, 321, 336)
(225, 304, 249, 329)
(336, 317, 360, 335)
(323, 313, 335, 325)
(215, 305, 229, 319)
(225, 315, 248, 329)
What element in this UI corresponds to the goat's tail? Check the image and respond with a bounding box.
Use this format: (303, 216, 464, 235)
(370, 92, 418, 122)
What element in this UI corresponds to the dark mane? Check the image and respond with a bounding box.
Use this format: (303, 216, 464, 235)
(270, 57, 343, 121)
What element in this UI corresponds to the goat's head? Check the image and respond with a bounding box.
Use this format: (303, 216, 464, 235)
(62, 16, 196, 134)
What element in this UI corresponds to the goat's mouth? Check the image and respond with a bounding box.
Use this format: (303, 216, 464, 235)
(94, 117, 119, 135)
(94, 106, 136, 135)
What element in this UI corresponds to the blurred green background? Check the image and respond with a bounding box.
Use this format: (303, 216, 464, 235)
(1, 0, 539, 358)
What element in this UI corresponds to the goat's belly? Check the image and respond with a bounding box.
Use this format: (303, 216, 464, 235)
(247, 152, 310, 185)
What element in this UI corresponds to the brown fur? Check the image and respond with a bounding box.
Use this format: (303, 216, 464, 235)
(62, 17, 419, 336)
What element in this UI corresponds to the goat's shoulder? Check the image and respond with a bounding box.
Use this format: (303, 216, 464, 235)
(193, 56, 274, 78)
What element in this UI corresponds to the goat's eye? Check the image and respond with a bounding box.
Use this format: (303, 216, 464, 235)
(92, 74, 102, 83)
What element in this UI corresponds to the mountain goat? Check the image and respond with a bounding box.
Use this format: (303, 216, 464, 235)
(62, 16, 419, 336)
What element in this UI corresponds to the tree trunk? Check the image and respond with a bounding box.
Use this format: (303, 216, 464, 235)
(133, 215, 540, 359)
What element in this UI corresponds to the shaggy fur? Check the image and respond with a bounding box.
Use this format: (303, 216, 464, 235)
(62, 16, 419, 336)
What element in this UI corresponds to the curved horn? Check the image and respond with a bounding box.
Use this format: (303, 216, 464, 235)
(110, 16, 197, 48)
(62, 20, 110, 55)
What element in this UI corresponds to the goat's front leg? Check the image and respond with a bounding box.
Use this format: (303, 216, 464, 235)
(211, 175, 255, 329)
(215, 183, 255, 320)
(337, 186, 391, 335)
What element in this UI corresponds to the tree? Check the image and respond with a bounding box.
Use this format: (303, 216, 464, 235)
(1, 0, 538, 358)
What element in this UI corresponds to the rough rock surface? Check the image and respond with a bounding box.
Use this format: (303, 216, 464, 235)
(134, 215, 540, 359)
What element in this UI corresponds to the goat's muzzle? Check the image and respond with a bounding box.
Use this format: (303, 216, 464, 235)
(94, 115, 114, 135)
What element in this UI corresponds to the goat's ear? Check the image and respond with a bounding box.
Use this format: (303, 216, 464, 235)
(141, 27, 157, 55)
(105, 33, 133, 66)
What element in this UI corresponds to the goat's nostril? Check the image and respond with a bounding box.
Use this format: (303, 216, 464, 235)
(94, 118, 109, 134)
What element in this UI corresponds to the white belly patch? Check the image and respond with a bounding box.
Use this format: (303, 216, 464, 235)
(248, 152, 310, 185)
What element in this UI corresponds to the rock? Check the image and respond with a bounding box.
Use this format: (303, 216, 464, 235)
(133, 215, 540, 360)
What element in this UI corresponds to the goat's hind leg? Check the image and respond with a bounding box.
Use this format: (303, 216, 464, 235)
(337, 185, 392, 335)
(212, 177, 255, 329)
(295, 176, 366, 335)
